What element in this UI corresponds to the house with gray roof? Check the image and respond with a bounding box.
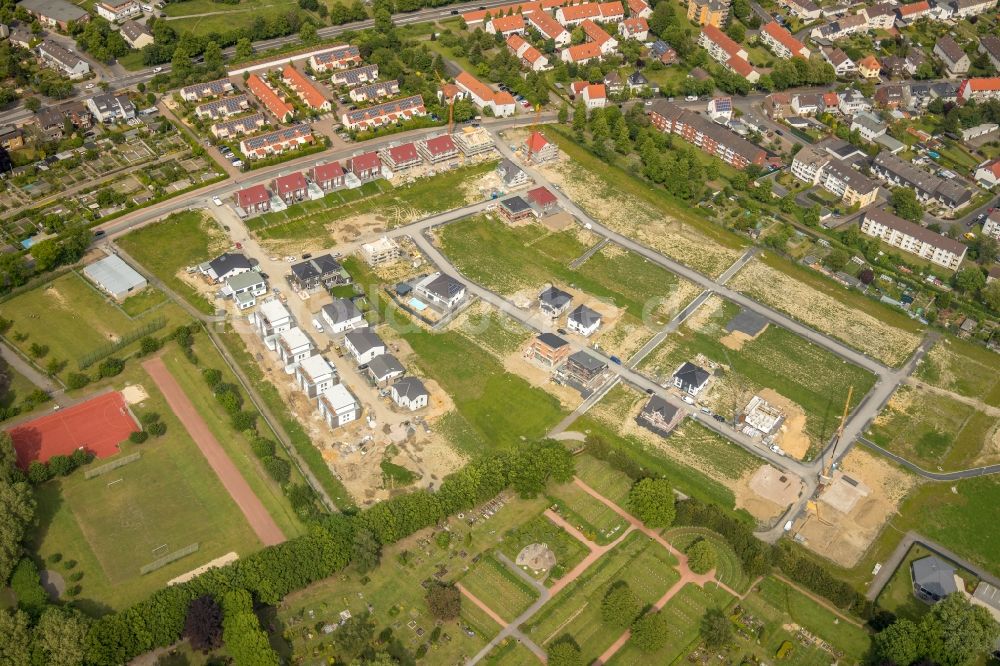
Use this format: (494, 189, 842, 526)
(567, 304, 602, 337)
(414, 272, 466, 309)
(367, 353, 404, 386)
(673, 361, 710, 396)
(21, 0, 89, 29)
(392, 377, 428, 411)
(638, 395, 682, 434)
(934, 35, 970, 77)
(321, 298, 366, 334)
(911, 555, 959, 602)
(539, 286, 572, 317)
(83, 254, 146, 300)
(344, 327, 386, 365)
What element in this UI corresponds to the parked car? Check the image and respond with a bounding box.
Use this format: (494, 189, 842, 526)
(212, 196, 222, 206)
(682, 395, 694, 405)
(685, 95, 698, 101)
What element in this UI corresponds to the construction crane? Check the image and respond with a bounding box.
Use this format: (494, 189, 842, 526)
(820, 385, 853, 484)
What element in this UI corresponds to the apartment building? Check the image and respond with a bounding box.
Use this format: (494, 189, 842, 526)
(647, 100, 766, 169)
(861, 209, 967, 269)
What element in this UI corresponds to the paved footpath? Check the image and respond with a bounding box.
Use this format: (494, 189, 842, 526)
(142, 357, 285, 547)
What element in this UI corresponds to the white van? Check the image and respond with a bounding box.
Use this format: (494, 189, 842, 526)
(312, 318, 324, 333)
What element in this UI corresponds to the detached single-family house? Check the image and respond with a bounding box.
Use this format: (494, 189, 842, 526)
(367, 353, 405, 386)
(673, 361, 710, 396)
(497, 158, 530, 188)
(318, 384, 359, 428)
(563, 351, 607, 384)
(638, 395, 682, 434)
(277, 326, 314, 365)
(414, 272, 466, 309)
(225, 271, 267, 310)
(296, 354, 337, 398)
(974, 159, 1000, 188)
(201, 252, 253, 283)
(344, 327, 386, 365)
(911, 556, 959, 603)
(567, 304, 602, 337)
(528, 333, 570, 368)
(321, 298, 366, 334)
(120, 20, 153, 49)
(524, 131, 558, 163)
(539, 285, 573, 317)
(392, 377, 428, 411)
(934, 35, 970, 77)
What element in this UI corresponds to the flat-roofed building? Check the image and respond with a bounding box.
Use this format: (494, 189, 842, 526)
(82, 254, 147, 300)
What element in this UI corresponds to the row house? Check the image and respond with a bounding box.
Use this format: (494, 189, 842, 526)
(507, 34, 550, 71)
(347, 151, 382, 181)
(619, 16, 648, 41)
(239, 124, 314, 160)
(282, 64, 332, 112)
(486, 13, 525, 36)
(950, 0, 995, 17)
(247, 74, 294, 122)
(861, 209, 967, 269)
(37, 40, 90, 79)
(309, 44, 362, 73)
(340, 95, 426, 131)
(528, 12, 570, 47)
(454, 71, 516, 116)
(760, 21, 809, 59)
(86, 93, 136, 123)
(454, 126, 496, 157)
(958, 77, 1000, 104)
(311, 161, 346, 191)
(687, 0, 729, 27)
(581, 19, 618, 54)
(822, 46, 858, 77)
(861, 2, 896, 29)
(555, 1, 625, 26)
(647, 100, 766, 169)
(816, 158, 880, 207)
(872, 152, 974, 210)
(95, 0, 141, 22)
(318, 384, 359, 429)
(380, 142, 422, 171)
(254, 299, 292, 346)
(295, 355, 336, 399)
(896, 0, 931, 24)
(934, 35, 970, 78)
(417, 134, 459, 164)
(235, 184, 271, 213)
(277, 327, 314, 366)
(810, 13, 867, 40)
(350, 79, 400, 103)
(272, 171, 308, 204)
(332, 64, 379, 88)
(777, 0, 820, 20)
(180, 77, 233, 102)
(561, 41, 603, 64)
(194, 94, 250, 120)
(211, 112, 267, 139)
(628, 0, 652, 17)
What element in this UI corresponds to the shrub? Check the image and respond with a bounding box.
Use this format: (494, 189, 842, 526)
(146, 421, 167, 437)
(70, 571, 84, 582)
(11, 559, 48, 616)
(262, 456, 291, 484)
(686, 538, 716, 575)
(66, 373, 91, 390)
(231, 411, 257, 432)
(63, 559, 77, 570)
(47, 553, 62, 564)
(129, 431, 149, 444)
(202, 368, 222, 388)
(250, 437, 276, 458)
(140, 412, 161, 425)
(28, 461, 53, 484)
(98, 357, 124, 378)
(48, 455, 73, 477)
(70, 448, 93, 468)
(68, 585, 82, 597)
(139, 336, 162, 355)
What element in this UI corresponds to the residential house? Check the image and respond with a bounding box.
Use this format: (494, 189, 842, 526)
(619, 16, 649, 41)
(309, 44, 362, 72)
(282, 64, 332, 112)
(254, 299, 293, 345)
(979, 35, 1000, 71)
(349, 80, 400, 103)
(95, 0, 140, 22)
(539, 285, 573, 317)
(851, 112, 887, 142)
(180, 78, 234, 102)
(628, 0, 653, 16)
(454, 126, 496, 157)
(627, 71, 656, 93)
(288, 254, 350, 291)
(360, 237, 401, 267)
(247, 74, 294, 122)
(792, 93, 821, 115)
(528, 332, 570, 368)
(897, 0, 932, 23)
(571, 81, 607, 108)
(687, 0, 730, 27)
(981, 210, 1000, 238)
(962, 123, 998, 141)
(872, 152, 973, 210)
(417, 134, 458, 164)
(699, 26, 757, 82)
(778, 0, 821, 20)
(391, 377, 428, 411)
(311, 161, 346, 191)
(858, 55, 882, 79)
(707, 96, 733, 122)
(9, 26, 33, 48)
(379, 142, 422, 171)
(526, 186, 559, 215)
(974, 159, 1000, 188)
(958, 77, 1000, 104)
(562, 351, 607, 384)
(0, 126, 24, 151)
(861, 208, 968, 269)
(911, 556, 959, 602)
(581, 19, 618, 54)
(21, 0, 89, 30)
(318, 384, 359, 428)
(37, 40, 89, 79)
(341, 95, 426, 131)
(224, 271, 267, 309)
(201, 252, 253, 282)
(567, 304, 602, 336)
(904, 49, 928, 76)
(934, 35, 970, 77)
(950, 0, 995, 17)
(119, 20, 152, 49)
(486, 13, 525, 36)
(240, 124, 314, 160)
(817, 158, 880, 206)
(639, 395, 683, 433)
(822, 46, 857, 77)
(810, 14, 867, 40)
(791, 145, 830, 183)
(272, 171, 308, 204)
(321, 298, 367, 334)
(331, 64, 379, 88)
(277, 326, 314, 365)
(367, 354, 404, 386)
(556, 2, 625, 26)
(763, 92, 792, 119)
(880, 55, 906, 79)
(235, 184, 271, 213)
(496, 158, 530, 188)
(296, 355, 336, 398)
(454, 71, 516, 117)
(348, 151, 382, 181)
(87, 93, 136, 123)
(527, 12, 570, 47)
(33, 102, 91, 140)
(212, 113, 267, 139)
(195, 94, 250, 120)
(561, 42, 603, 65)
(344, 327, 386, 365)
(647, 100, 766, 169)
(862, 2, 897, 28)
(507, 34, 550, 71)
(760, 21, 810, 59)
(414, 272, 466, 309)
(875, 84, 907, 109)
(524, 131, 558, 162)
(673, 361, 710, 395)
(838, 88, 870, 114)
(648, 40, 678, 64)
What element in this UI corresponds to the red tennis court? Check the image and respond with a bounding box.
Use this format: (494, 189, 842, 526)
(6, 391, 137, 469)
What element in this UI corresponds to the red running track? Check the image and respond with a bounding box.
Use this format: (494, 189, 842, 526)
(6, 391, 136, 469)
(143, 357, 285, 547)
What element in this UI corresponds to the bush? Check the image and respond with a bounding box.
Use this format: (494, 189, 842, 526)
(28, 461, 53, 484)
(250, 437, 276, 459)
(48, 455, 73, 477)
(11, 559, 48, 616)
(139, 336, 162, 355)
(66, 372, 91, 390)
(231, 411, 257, 432)
(202, 368, 222, 388)
(262, 456, 291, 484)
(47, 553, 62, 564)
(70, 571, 84, 582)
(129, 431, 149, 444)
(146, 421, 167, 437)
(98, 357, 125, 378)
(140, 412, 161, 425)
(68, 585, 82, 597)
(686, 539, 716, 575)
(63, 559, 77, 570)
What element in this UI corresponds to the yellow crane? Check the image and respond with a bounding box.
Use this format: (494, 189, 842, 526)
(821, 385, 853, 484)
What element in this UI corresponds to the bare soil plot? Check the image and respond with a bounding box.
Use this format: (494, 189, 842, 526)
(915, 335, 1000, 407)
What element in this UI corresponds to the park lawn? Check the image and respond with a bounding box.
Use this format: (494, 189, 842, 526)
(401, 326, 566, 455)
(454, 307, 533, 359)
(166, 4, 316, 37)
(482, 638, 538, 666)
(499, 512, 589, 587)
(524, 532, 680, 662)
(160, 336, 307, 538)
(117, 210, 228, 315)
(916, 335, 1000, 407)
(2, 271, 190, 379)
(29, 363, 263, 613)
(460, 554, 539, 622)
(641, 296, 877, 454)
(665, 527, 751, 594)
(277, 496, 551, 663)
(440, 216, 692, 320)
(120, 287, 169, 317)
(868, 384, 998, 471)
(547, 481, 629, 545)
(609, 582, 735, 666)
(573, 455, 634, 508)
(0, 363, 40, 411)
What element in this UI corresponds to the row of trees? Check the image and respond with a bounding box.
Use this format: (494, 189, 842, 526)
(0, 224, 91, 295)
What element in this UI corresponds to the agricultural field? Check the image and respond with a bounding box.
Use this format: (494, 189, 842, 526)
(117, 210, 231, 314)
(1, 271, 191, 381)
(728, 254, 924, 367)
(459, 555, 538, 621)
(641, 295, 877, 459)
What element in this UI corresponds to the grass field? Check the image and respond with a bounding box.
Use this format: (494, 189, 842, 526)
(498, 512, 589, 586)
(641, 296, 877, 454)
(915, 335, 1000, 407)
(573, 455, 633, 508)
(0, 363, 41, 412)
(2, 271, 191, 380)
(29, 362, 263, 612)
(163, 0, 326, 37)
(547, 481, 629, 545)
(460, 555, 539, 621)
(117, 210, 228, 315)
(875, 544, 942, 623)
(665, 527, 752, 594)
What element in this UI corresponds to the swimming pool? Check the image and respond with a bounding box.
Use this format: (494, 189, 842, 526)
(409, 297, 428, 311)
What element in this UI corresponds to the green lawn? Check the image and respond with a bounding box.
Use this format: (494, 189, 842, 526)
(460, 555, 539, 621)
(916, 335, 1000, 407)
(117, 210, 228, 315)
(665, 527, 752, 594)
(29, 362, 264, 613)
(573, 455, 634, 508)
(547, 481, 629, 545)
(875, 545, 938, 623)
(0, 363, 41, 412)
(453, 308, 533, 359)
(2, 271, 190, 379)
(498, 512, 589, 587)
(120, 287, 169, 317)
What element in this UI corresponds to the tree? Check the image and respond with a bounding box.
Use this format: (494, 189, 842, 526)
(601, 582, 641, 628)
(823, 248, 849, 272)
(35, 607, 90, 666)
(725, 21, 745, 43)
(558, 102, 568, 124)
(508, 440, 574, 498)
(627, 478, 675, 528)
(631, 612, 669, 651)
(24, 96, 41, 112)
(921, 593, 1000, 666)
(982, 281, 1000, 311)
(686, 539, 716, 574)
(425, 581, 461, 621)
(0, 609, 32, 666)
(700, 607, 733, 648)
(953, 267, 985, 294)
(351, 526, 382, 574)
(235, 37, 253, 60)
(202, 40, 223, 73)
(0, 448, 35, 584)
(874, 618, 920, 666)
(889, 187, 923, 222)
(572, 100, 586, 139)
(184, 595, 224, 652)
(547, 637, 583, 666)
(300, 21, 317, 43)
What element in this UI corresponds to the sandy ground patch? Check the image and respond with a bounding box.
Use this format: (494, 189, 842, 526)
(733, 468, 786, 524)
(593, 316, 657, 362)
(505, 344, 584, 409)
(728, 259, 922, 367)
(540, 211, 575, 231)
(748, 464, 803, 506)
(758, 389, 810, 460)
(121, 384, 149, 405)
(793, 447, 917, 568)
(168, 552, 239, 586)
(719, 322, 768, 352)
